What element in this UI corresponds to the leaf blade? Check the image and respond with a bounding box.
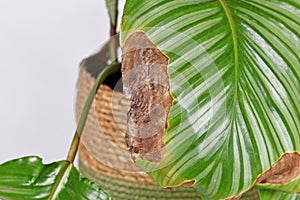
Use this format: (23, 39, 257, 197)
(121, 0, 300, 199)
(0, 157, 111, 200)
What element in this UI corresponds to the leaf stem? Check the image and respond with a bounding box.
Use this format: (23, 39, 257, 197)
(66, 62, 121, 163)
(109, 35, 118, 63)
(66, 133, 80, 163)
(105, 0, 119, 33)
(106, 0, 119, 63)
(67, 0, 120, 164)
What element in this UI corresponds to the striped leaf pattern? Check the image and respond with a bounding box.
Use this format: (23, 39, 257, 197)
(121, 0, 300, 199)
(0, 157, 110, 200)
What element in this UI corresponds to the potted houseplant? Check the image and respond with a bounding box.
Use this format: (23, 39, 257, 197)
(0, 1, 299, 199)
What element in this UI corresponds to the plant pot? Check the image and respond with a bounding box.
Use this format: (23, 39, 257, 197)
(76, 42, 260, 200)
(76, 42, 200, 199)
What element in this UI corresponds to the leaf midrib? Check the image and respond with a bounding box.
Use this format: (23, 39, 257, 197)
(48, 162, 71, 200)
(219, 0, 239, 112)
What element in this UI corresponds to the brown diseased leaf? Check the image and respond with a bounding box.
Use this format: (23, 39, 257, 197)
(257, 152, 300, 184)
(180, 180, 196, 187)
(122, 32, 173, 163)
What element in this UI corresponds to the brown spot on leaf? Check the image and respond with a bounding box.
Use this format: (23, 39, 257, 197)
(257, 152, 300, 184)
(122, 31, 172, 162)
(181, 180, 196, 186)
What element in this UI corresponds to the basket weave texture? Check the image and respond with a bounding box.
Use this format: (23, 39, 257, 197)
(76, 63, 200, 199)
(76, 46, 259, 199)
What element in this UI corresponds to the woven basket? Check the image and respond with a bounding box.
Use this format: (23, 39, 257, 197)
(76, 45, 259, 200)
(76, 44, 201, 199)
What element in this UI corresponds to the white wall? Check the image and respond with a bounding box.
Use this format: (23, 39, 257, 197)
(0, 0, 124, 164)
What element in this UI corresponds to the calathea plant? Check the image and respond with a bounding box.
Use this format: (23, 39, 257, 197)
(1, 0, 300, 200)
(120, 0, 300, 199)
(0, 0, 120, 199)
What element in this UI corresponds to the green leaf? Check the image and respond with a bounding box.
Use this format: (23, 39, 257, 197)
(121, 0, 300, 199)
(259, 189, 300, 200)
(0, 156, 111, 200)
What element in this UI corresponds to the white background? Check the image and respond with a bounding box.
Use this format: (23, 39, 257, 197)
(0, 0, 124, 164)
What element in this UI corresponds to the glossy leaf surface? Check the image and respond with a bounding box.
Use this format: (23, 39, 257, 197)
(121, 0, 300, 199)
(0, 157, 111, 200)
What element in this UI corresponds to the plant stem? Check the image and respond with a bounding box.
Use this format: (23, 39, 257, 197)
(66, 133, 80, 163)
(109, 35, 118, 63)
(105, 0, 119, 34)
(66, 62, 121, 163)
(107, 0, 119, 63)
(67, 0, 120, 164)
